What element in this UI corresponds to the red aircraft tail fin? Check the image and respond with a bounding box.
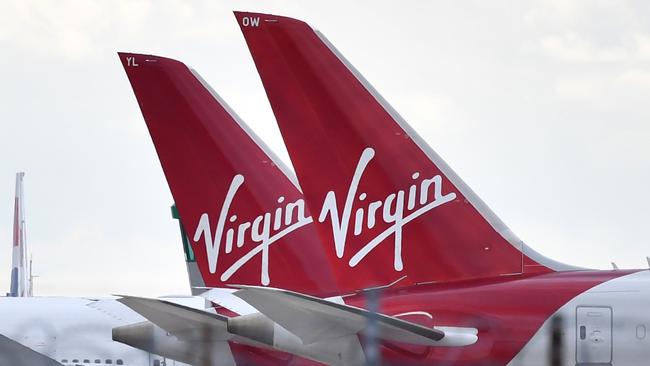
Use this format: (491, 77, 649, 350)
(119, 52, 337, 296)
(235, 12, 575, 293)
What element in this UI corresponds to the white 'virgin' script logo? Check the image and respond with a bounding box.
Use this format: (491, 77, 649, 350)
(193, 147, 456, 285)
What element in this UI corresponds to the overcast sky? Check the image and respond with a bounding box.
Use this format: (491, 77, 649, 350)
(0, 1, 649, 297)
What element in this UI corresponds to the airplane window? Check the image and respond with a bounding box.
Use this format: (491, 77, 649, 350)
(61, 360, 68, 363)
(72, 360, 79, 363)
(116, 360, 123, 365)
(105, 360, 112, 364)
(84, 360, 90, 363)
(95, 360, 101, 364)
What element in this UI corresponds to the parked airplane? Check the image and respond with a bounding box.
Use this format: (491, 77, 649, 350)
(0, 176, 198, 366)
(0, 296, 206, 366)
(116, 11, 650, 366)
(232, 11, 650, 365)
(116, 29, 649, 365)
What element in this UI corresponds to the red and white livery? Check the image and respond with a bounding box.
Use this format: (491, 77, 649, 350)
(114, 12, 650, 365)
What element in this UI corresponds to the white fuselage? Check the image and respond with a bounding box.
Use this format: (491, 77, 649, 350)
(0, 296, 199, 366)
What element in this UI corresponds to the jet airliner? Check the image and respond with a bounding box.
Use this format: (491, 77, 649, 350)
(113, 11, 650, 365)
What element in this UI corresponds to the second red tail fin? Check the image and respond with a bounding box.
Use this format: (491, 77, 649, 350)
(235, 12, 576, 292)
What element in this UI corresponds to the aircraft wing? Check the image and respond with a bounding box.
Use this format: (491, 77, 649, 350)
(0, 334, 63, 366)
(116, 295, 232, 342)
(233, 286, 477, 346)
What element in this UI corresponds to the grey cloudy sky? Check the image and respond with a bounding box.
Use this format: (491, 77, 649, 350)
(0, 1, 649, 297)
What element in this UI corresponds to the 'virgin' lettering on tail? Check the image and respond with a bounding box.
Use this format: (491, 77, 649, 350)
(192, 147, 456, 285)
(319, 147, 457, 271)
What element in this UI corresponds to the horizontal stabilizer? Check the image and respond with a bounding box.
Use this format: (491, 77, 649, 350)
(116, 296, 232, 342)
(117, 295, 359, 365)
(233, 286, 477, 346)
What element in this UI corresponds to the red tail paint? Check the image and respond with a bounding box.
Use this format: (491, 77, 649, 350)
(235, 12, 574, 293)
(119, 53, 338, 296)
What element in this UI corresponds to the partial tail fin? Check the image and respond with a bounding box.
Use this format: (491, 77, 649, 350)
(9, 172, 30, 297)
(171, 204, 204, 294)
(119, 53, 338, 295)
(235, 12, 576, 292)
